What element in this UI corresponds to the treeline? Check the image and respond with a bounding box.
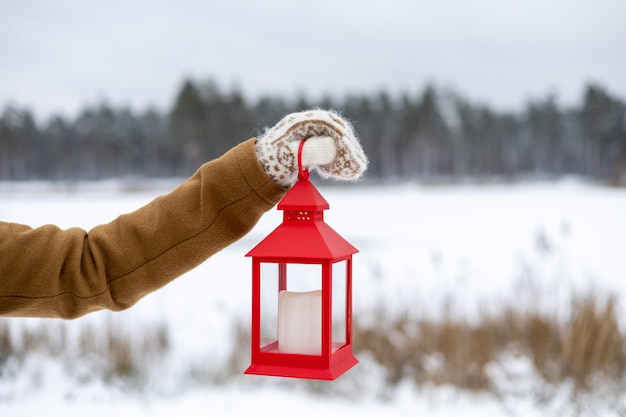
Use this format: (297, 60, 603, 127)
(1, 79, 625, 183)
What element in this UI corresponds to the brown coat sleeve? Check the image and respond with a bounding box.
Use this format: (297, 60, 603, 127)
(0, 138, 287, 319)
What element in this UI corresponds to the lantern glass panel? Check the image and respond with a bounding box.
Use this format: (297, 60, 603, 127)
(278, 263, 322, 355)
(259, 262, 324, 354)
(283, 263, 322, 292)
(332, 260, 347, 349)
(259, 262, 278, 349)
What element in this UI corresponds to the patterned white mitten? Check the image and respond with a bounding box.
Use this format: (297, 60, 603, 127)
(255, 109, 368, 187)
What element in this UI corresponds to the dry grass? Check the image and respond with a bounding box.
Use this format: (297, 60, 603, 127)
(353, 292, 626, 392)
(1, 291, 624, 396)
(562, 294, 625, 388)
(0, 318, 169, 384)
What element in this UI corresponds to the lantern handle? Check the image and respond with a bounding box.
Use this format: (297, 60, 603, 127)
(297, 140, 310, 181)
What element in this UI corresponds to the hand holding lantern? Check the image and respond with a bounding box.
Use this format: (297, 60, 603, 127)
(255, 109, 368, 187)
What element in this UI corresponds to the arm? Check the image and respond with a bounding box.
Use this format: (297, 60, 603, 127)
(0, 109, 368, 319)
(0, 139, 286, 319)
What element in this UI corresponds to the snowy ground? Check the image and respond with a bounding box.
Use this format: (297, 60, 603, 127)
(1, 179, 625, 415)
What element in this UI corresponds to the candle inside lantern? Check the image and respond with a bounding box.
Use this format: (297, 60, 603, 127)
(278, 290, 322, 355)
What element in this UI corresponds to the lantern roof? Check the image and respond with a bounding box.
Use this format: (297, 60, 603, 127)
(246, 179, 358, 260)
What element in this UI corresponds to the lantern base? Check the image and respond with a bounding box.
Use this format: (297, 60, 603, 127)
(245, 355, 358, 380)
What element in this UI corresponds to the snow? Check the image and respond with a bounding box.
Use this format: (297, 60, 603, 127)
(1, 179, 626, 415)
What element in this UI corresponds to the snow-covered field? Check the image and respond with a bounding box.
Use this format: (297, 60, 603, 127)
(1, 179, 625, 415)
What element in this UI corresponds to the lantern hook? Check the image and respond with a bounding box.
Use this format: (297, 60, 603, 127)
(297, 140, 310, 181)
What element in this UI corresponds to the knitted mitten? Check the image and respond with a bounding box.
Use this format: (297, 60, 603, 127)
(255, 109, 368, 187)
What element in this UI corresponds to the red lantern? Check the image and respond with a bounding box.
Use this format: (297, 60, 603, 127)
(245, 141, 359, 380)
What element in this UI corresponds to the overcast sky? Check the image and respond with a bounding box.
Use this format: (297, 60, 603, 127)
(1, 0, 625, 120)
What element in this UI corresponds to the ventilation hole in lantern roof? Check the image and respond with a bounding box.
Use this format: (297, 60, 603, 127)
(286, 210, 312, 221)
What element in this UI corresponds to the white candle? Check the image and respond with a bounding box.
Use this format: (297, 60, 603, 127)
(278, 290, 322, 355)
